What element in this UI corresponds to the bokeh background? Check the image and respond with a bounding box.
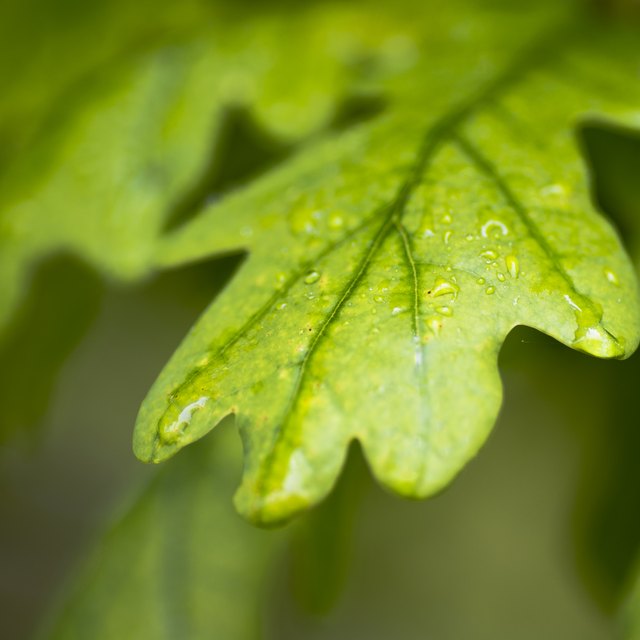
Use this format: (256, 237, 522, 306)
(1, 0, 640, 638)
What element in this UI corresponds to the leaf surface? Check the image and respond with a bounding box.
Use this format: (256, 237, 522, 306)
(133, 3, 640, 524)
(0, 0, 427, 329)
(2, 0, 640, 526)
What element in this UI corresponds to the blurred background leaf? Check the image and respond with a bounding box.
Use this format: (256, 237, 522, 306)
(0, 253, 241, 639)
(38, 422, 282, 640)
(0, 0, 218, 164)
(621, 558, 640, 639)
(579, 121, 640, 632)
(0, 256, 103, 443)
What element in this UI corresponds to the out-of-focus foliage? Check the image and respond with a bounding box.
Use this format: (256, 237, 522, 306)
(2, 0, 640, 638)
(0, 256, 102, 441)
(573, 125, 640, 614)
(621, 559, 640, 639)
(38, 423, 281, 640)
(0, 0, 428, 330)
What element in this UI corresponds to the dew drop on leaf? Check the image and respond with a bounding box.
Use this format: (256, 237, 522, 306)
(304, 270, 320, 284)
(505, 255, 519, 279)
(572, 306, 624, 358)
(288, 203, 322, 236)
(158, 397, 209, 445)
(480, 219, 509, 238)
(604, 268, 619, 285)
(564, 294, 582, 312)
(429, 277, 459, 298)
(480, 249, 498, 261)
(426, 317, 442, 333)
(328, 212, 345, 230)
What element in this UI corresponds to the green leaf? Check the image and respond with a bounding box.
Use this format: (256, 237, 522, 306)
(134, 2, 640, 525)
(0, 255, 103, 442)
(3, 0, 640, 527)
(0, 0, 416, 329)
(40, 423, 280, 640)
(0, 0, 230, 329)
(621, 559, 640, 639)
(0, 0, 218, 159)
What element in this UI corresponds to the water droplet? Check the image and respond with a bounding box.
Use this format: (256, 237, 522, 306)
(443, 230, 453, 245)
(288, 203, 323, 236)
(481, 250, 498, 261)
(195, 355, 210, 368)
(304, 270, 320, 284)
(278, 302, 287, 310)
(505, 255, 519, 279)
(497, 272, 506, 282)
(328, 212, 345, 230)
(436, 306, 453, 316)
(541, 183, 567, 197)
(485, 286, 495, 295)
(441, 213, 452, 224)
(573, 306, 624, 358)
(374, 295, 385, 303)
(476, 277, 486, 285)
(465, 233, 474, 241)
(604, 268, 619, 285)
(158, 397, 209, 445)
(376, 279, 391, 293)
(429, 277, 459, 298)
(391, 306, 406, 316)
(564, 294, 582, 312)
(427, 317, 442, 333)
(481, 219, 509, 238)
(282, 449, 314, 494)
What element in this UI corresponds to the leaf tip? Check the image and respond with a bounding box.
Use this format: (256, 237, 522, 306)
(572, 322, 628, 359)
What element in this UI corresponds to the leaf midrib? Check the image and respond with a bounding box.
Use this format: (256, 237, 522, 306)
(250, 19, 609, 503)
(151, 19, 614, 506)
